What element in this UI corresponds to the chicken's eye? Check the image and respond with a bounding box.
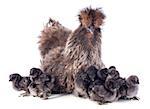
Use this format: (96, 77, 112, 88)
(23, 80, 27, 83)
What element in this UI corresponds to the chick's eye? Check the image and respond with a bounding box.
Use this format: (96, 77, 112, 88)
(12, 77, 15, 80)
(131, 79, 135, 83)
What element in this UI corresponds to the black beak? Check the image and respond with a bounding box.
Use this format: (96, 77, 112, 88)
(137, 80, 139, 84)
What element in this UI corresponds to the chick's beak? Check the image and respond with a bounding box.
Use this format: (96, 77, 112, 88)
(137, 80, 139, 84)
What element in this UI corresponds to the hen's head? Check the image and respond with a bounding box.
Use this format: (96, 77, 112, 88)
(78, 7, 105, 29)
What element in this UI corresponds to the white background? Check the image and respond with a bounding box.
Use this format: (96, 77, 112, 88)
(0, 0, 149, 109)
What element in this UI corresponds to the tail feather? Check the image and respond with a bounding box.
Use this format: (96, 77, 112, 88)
(38, 18, 71, 58)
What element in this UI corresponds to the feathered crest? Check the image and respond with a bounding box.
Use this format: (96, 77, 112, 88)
(78, 7, 105, 28)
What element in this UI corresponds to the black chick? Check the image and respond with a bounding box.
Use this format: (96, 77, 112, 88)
(86, 65, 98, 82)
(126, 75, 139, 100)
(115, 77, 127, 100)
(88, 68, 109, 93)
(117, 75, 139, 100)
(37, 73, 55, 99)
(107, 66, 120, 80)
(89, 78, 121, 104)
(9, 73, 31, 96)
(28, 73, 55, 99)
(19, 77, 31, 90)
(9, 73, 23, 91)
(28, 81, 40, 97)
(97, 68, 109, 83)
(29, 68, 43, 84)
(19, 76, 31, 96)
(74, 69, 90, 98)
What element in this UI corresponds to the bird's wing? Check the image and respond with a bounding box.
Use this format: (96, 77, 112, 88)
(38, 18, 72, 58)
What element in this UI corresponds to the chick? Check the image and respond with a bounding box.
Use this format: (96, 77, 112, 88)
(89, 78, 121, 104)
(28, 82, 40, 97)
(19, 77, 31, 90)
(126, 75, 139, 100)
(29, 68, 43, 84)
(109, 66, 116, 71)
(9, 73, 23, 91)
(88, 68, 108, 93)
(107, 67, 120, 80)
(19, 77, 31, 96)
(74, 69, 90, 98)
(86, 65, 98, 82)
(28, 73, 55, 99)
(97, 68, 109, 83)
(117, 75, 139, 100)
(115, 77, 127, 100)
(38, 73, 55, 99)
(9, 73, 31, 96)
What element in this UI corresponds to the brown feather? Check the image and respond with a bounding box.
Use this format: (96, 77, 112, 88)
(39, 7, 105, 93)
(38, 18, 71, 58)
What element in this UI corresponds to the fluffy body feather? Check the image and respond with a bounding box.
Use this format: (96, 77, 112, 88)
(39, 7, 105, 93)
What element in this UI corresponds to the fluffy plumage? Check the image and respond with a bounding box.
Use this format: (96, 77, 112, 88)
(9, 73, 23, 91)
(29, 68, 43, 84)
(37, 73, 55, 99)
(9, 73, 31, 96)
(39, 18, 71, 58)
(74, 69, 90, 98)
(126, 75, 139, 100)
(116, 77, 127, 99)
(88, 68, 108, 93)
(86, 65, 98, 81)
(28, 82, 40, 97)
(29, 69, 55, 99)
(89, 78, 121, 104)
(19, 77, 31, 91)
(107, 68, 120, 80)
(117, 75, 139, 100)
(97, 68, 108, 82)
(39, 7, 105, 93)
